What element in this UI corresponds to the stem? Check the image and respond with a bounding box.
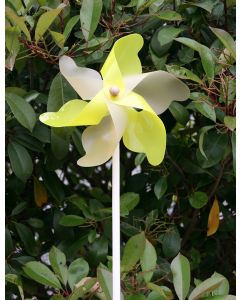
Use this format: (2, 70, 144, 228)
(112, 143, 121, 300)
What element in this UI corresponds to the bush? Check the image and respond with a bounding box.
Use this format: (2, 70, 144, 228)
(5, 0, 235, 299)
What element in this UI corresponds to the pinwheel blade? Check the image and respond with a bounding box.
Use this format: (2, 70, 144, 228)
(123, 108, 166, 166)
(59, 55, 103, 100)
(40, 96, 108, 127)
(101, 34, 143, 88)
(125, 71, 190, 115)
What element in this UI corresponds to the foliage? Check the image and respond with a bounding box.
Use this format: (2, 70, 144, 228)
(5, 0, 235, 299)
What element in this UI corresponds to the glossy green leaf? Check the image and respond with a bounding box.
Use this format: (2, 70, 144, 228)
(166, 65, 202, 84)
(51, 127, 71, 160)
(189, 191, 208, 209)
(171, 253, 190, 300)
(189, 277, 225, 300)
(80, 0, 103, 41)
(23, 261, 62, 289)
(63, 15, 79, 40)
(6, 7, 31, 40)
(49, 246, 68, 285)
(5, 274, 24, 300)
(156, 10, 182, 21)
(147, 291, 166, 300)
(49, 30, 65, 48)
(14, 222, 38, 256)
(59, 215, 86, 227)
(210, 27, 236, 60)
(6, 93, 36, 131)
(8, 142, 33, 182)
(68, 258, 89, 290)
(5, 228, 14, 257)
(161, 227, 181, 258)
(175, 37, 216, 83)
(140, 239, 157, 282)
(97, 268, 112, 300)
(35, 6, 64, 42)
(120, 192, 140, 216)
(154, 177, 167, 200)
(126, 295, 147, 300)
(121, 232, 146, 272)
(224, 116, 236, 131)
(5, 26, 20, 71)
(88, 237, 108, 266)
(47, 73, 77, 112)
(199, 126, 215, 159)
(194, 101, 216, 122)
(169, 101, 190, 125)
(69, 278, 97, 300)
(42, 172, 65, 203)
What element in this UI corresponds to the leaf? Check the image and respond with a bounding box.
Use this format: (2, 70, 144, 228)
(5, 274, 24, 300)
(68, 258, 89, 290)
(175, 37, 216, 83)
(156, 10, 182, 21)
(11, 201, 28, 216)
(224, 116, 236, 131)
(5, 26, 20, 71)
(35, 6, 64, 42)
(51, 127, 72, 160)
(80, 0, 103, 41)
(68, 278, 97, 300)
(6, 93, 36, 131)
(5, 228, 14, 257)
(6, 7, 31, 40)
(154, 177, 167, 200)
(87, 237, 108, 266)
(59, 215, 86, 227)
(147, 283, 173, 299)
(169, 101, 190, 125)
(160, 227, 181, 258)
(198, 126, 215, 159)
(14, 222, 38, 256)
(126, 295, 147, 300)
(120, 192, 140, 216)
(121, 232, 146, 272)
(47, 73, 77, 112)
(140, 239, 157, 283)
(23, 261, 62, 289)
(207, 197, 220, 237)
(170, 253, 190, 300)
(196, 132, 228, 168)
(34, 177, 48, 207)
(63, 15, 80, 40)
(201, 296, 236, 300)
(194, 101, 216, 122)
(97, 268, 112, 300)
(8, 142, 33, 182)
(166, 65, 202, 84)
(189, 191, 208, 209)
(42, 172, 65, 203)
(27, 218, 44, 228)
(49, 246, 68, 286)
(210, 27, 236, 60)
(211, 272, 229, 296)
(182, 1, 218, 13)
(49, 30, 65, 48)
(189, 277, 225, 300)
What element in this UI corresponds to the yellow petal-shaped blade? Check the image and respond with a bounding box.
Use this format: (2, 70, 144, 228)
(123, 108, 166, 166)
(59, 55, 103, 100)
(207, 197, 220, 237)
(78, 103, 128, 167)
(39, 94, 108, 127)
(125, 71, 190, 115)
(77, 116, 117, 167)
(101, 34, 143, 88)
(116, 91, 154, 114)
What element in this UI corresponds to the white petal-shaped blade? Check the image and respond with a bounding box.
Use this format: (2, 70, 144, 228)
(125, 71, 190, 115)
(59, 55, 103, 100)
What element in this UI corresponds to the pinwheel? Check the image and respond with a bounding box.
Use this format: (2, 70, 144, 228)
(39, 33, 189, 299)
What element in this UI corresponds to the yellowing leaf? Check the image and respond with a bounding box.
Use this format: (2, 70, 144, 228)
(49, 30, 65, 48)
(207, 197, 220, 236)
(34, 177, 48, 207)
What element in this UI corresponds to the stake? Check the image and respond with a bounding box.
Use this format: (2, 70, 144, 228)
(112, 143, 121, 300)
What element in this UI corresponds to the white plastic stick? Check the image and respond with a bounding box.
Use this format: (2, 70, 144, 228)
(112, 143, 121, 300)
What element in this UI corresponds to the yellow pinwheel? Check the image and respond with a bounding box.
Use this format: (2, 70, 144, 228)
(40, 34, 190, 167)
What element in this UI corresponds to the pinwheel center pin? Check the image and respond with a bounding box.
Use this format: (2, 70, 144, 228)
(109, 86, 120, 97)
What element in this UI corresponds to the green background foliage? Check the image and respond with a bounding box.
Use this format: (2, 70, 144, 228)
(5, 0, 235, 299)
